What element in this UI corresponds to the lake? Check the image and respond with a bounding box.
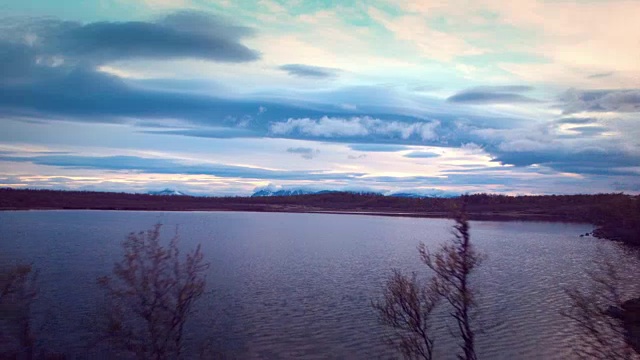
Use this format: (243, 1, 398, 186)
(1, 210, 638, 359)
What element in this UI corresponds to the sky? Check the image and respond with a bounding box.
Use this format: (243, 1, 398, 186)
(0, 0, 639, 196)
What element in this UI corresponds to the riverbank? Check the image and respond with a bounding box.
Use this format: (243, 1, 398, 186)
(1, 188, 638, 245)
(0, 188, 604, 221)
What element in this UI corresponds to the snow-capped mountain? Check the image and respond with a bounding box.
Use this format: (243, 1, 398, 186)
(251, 188, 320, 197)
(147, 189, 186, 196)
(250, 185, 455, 198)
(389, 189, 459, 198)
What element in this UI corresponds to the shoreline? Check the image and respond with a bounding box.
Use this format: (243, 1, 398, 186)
(4, 188, 637, 244)
(0, 206, 591, 224)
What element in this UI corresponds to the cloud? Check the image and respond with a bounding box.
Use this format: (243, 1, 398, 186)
(286, 147, 319, 159)
(270, 116, 440, 141)
(560, 88, 640, 114)
(555, 117, 596, 125)
(0, 61, 351, 126)
(566, 126, 609, 136)
(447, 85, 540, 104)
(404, 151, 440, 159)
(23, 11, 260, 64)
(279, 64, 339, 78)
(348, 154, 367, 160)
(0, 41, 42, 84)
(0, 12, 269, 124)
(468, 117, 640, 178)
(588, 72, 613, 79)
(367, 6, 482, 61)
(141, 127, 258, 139)
(612, 181, 640, 192)
(348, 144, 411, 152)
(0, 67, 250, 121)
(492, 149, 640, 176)
(339, 103, 357, 111)
(0, 154, 364, 181)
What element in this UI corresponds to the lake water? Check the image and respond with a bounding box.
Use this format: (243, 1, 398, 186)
(1, 210, 639, 359)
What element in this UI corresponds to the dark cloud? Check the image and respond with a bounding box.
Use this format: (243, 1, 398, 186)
(160, 11, 255, 40)
(57, 20, 258, 63)
(0, 64, 339, 125)
(447, 85, 539, 104)
(3, 11, 260, 66)
(492, 149, 640, 176)
(286, 147, 319, 159)
(555, 117, 596, 125)
(0, 154, 364, 181)
(403, 151, 440, 158)
(560, 88, 640, 114)
(0, 12, 269, 123)
(279, 64, 339, 78)
(0, 41, 41, 83)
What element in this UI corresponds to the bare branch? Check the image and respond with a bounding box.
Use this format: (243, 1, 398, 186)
(96, 224, 210, 360)
(372, 270, 439, 360)
(374, 198, 484, 360)
(561, 252, 640, 359)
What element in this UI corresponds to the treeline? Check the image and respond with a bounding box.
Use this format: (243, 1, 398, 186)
(1, 188, 638, 245)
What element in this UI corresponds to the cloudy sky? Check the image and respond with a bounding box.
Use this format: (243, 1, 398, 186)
(1, 0, 639, 196)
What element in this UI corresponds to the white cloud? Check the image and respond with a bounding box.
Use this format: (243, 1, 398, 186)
(269, 116, 439, 140)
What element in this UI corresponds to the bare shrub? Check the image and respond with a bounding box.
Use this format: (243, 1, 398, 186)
(419, 207, 482, 360)
(374, 200, 483, 360)
(372, 270, 440, 360)
(562, 253, 640, 359)
(97, 224, 209, 359)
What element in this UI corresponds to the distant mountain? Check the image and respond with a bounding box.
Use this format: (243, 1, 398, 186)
(147, 189, 186, 196)
(389, 192, 427, 198)
(251, 185, 390, 197)
(251, 188, 319, 197)
(390, 190, 459, 198)
(250, 187, 455, 198)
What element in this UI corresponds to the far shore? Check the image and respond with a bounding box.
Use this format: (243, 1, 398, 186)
(6, 188, 640, 244)
(0, 193, 592, 224)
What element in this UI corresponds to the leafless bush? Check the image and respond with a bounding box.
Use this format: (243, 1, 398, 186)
(419, 207, 482, 360)
(97, 224, 209, 359)
(562, 253, 640, 359)
(374, 200, 483, 360)
(372, 270, 440, 359)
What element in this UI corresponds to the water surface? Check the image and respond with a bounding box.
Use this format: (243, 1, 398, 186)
(1, 210, 638, 359)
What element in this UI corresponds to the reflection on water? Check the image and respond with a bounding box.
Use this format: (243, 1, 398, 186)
(0, 210, 638, 359)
